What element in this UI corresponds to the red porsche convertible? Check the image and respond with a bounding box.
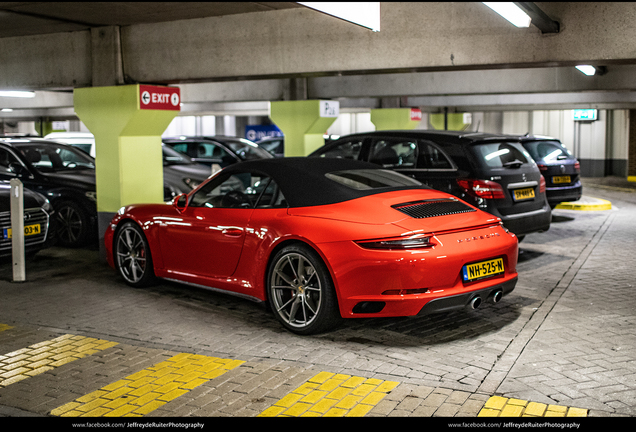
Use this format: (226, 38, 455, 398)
(105, 158, 519, 335)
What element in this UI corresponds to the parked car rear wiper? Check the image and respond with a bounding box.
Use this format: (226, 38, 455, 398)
(503, 160, 524, 168)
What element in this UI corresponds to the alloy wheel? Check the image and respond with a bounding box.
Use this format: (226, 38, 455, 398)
(269, 252, 323, 330)
(56, 205, 84, 246)
(115, 224, 150, 285)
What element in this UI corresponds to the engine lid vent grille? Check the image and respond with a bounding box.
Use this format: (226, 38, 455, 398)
(392, 199, 476, 219)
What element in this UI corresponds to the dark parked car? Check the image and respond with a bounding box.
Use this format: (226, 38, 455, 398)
(44, 133, 212, 200)
(163, 136, 273, 168)
(0, 138, 94, 248)
(256, 135, 285, 158)
(0, 180, 56, 257)
(309, 130, 551, 240)
(517, 135, 582, 208)
(161, 145, 214, 195)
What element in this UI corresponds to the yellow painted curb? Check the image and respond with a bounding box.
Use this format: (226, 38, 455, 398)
(555, 197, 612, 211)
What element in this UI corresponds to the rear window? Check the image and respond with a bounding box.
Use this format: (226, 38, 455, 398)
(522, 140, 574, 162)
(472, 142, 530, 168)
(326, 169, 423, 190)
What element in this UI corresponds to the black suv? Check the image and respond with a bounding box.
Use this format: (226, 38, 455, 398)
(309, 130, 551, 239)
(516, 135, 582, 208)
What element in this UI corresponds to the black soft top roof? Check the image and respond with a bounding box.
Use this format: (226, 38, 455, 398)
(219, 157, 427, 207)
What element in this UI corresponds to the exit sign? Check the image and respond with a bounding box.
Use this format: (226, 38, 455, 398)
(573, 109, 597, 121)
(139, 85, 180, 111)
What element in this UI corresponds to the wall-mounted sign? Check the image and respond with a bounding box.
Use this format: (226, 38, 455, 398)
(139, 85, 180, 111)
(245, 125, 283, 142)
(410, 108, 422, 121)
(319, 100, 339, 118)
(573, 109, 597, 121)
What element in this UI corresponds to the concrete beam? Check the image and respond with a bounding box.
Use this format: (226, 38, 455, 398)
(3, 3, 636, 91)
(308, 65, 636, 100)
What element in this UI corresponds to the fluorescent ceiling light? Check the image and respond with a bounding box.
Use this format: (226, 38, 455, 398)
(575, 65, 597, 76)
(0, 90, 36, 98)
(298, 2, 380, 32)
(1, 108, 13, 112)
(483, 2, 531, 28)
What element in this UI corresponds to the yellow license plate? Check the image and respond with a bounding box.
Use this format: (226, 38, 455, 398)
(513, 187, 535, 201)
(3, 224, 41, 239)
(463, 258, 504, 282)
(552, 175, 571, 184)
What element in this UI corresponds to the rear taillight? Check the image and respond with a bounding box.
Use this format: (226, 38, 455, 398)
(456, 179, 506, 200)
(539, 175, 546, 194)
(356, 234, 434, 250)
(574, 161, 580, 172)
(537, 163, 548, 172)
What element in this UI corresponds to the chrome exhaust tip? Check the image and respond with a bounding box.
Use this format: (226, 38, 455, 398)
(491, 290, 503, 304)
(470, 296, 482, 309)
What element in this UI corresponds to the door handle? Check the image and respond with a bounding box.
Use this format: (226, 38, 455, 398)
(222, 228, 243, 237)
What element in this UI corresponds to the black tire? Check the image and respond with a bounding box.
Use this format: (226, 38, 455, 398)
(55, 200, 91, 247)
(267, 244, 342, 335)
(113, 222, 156, 288)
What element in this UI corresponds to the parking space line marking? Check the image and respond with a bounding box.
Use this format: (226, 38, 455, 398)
(258, 372, 400, 417)
(0, 334, 118, 388)
(50, 353, 245, 417)
(478, 396, 588, 417)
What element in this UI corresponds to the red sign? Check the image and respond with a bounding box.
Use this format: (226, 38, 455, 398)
(410, 108, 422, 121)
(139, 85, 180, 111)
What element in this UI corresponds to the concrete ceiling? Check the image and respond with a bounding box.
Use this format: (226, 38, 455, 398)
(0, 2, 302, 38)
(3, 2, 636, 120)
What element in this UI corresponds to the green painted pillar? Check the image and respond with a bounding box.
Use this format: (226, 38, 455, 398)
(429, 112, 472, 131)
(370, 108, 422, 131)
(74, 84, 180, 257)
(269, 100, 339, 156)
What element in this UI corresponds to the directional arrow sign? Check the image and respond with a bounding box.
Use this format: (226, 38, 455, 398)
(139, 85, 180, 111)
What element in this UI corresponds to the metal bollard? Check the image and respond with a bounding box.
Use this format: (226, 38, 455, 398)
(10, 178, 25, 282)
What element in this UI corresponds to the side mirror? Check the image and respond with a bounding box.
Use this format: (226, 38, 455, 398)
(9, 162, 29, 178)
(173, 193, 188, 212)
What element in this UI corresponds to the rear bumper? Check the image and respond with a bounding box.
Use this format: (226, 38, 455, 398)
(417, 277, 517, 316)
(497, 202, 552, 236)
(545, 182, 582, 205)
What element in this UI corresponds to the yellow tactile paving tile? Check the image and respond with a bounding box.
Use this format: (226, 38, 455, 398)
(258, 371, 400, 417)
(478, 396, 588, 417)
(0, 334, 118, 388)
(50, 352, 245, 417)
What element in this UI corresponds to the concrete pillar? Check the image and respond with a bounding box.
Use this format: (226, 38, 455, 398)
(269, 100, 339, 156)
(429, 111, 471, 131)
(628, 110, 636, 182)
(74, 84, 180, 257)
(371, 108, 422, 131)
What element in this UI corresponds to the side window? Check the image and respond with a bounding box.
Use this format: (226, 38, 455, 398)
(318, 139, 363, 160)
(417, 141, 453, 169)
(195, 142, 229, 159)
(189, 172, 277, 209)
(171, 143, 189, 155)
(369, 139, 417, 168)
(255, 179, 287, 209)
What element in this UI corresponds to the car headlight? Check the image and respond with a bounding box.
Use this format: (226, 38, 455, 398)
(85, 191, 97, 202)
